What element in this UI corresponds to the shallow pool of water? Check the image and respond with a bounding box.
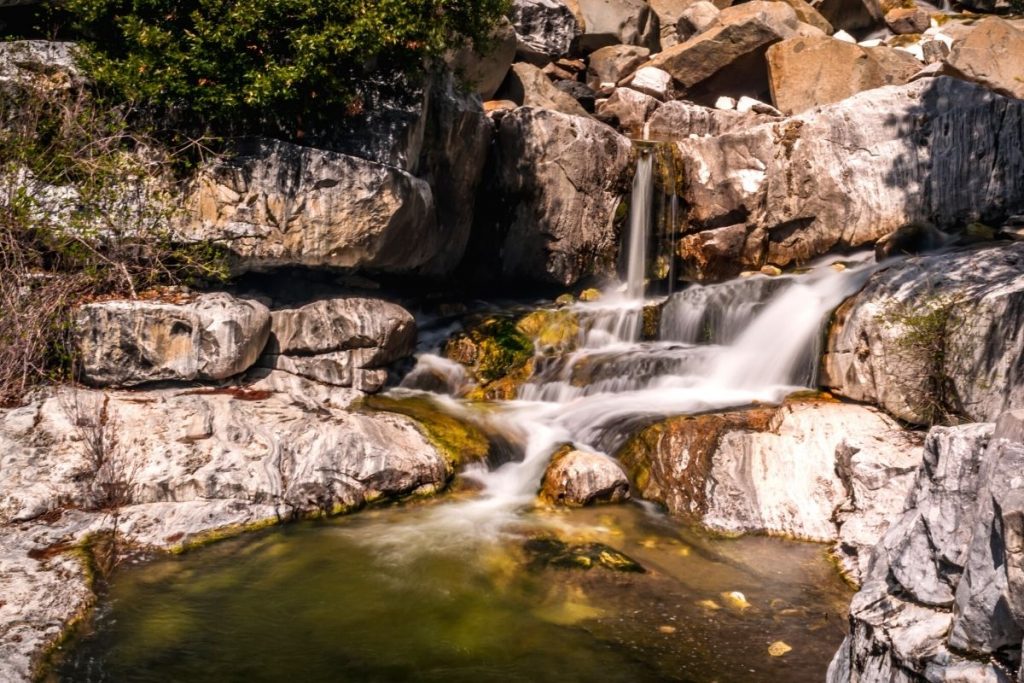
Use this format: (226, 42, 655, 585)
(59, 500, 851, 682)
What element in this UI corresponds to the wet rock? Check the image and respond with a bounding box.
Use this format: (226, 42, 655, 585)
(831, 411, 1024, 681)
(443, 315, 535, 388)
(539, 445, 630, 506)
(595, 87, 661, 134)
(575, 0, 660, 52)
(884, 6, 930, 35)
(525, 538, 645, 572)
(469, 106, 632, 286)
(646, 1, 817, 103)
(616, 398, 920, 581)
(585, 44, 650, 90)
(258, 297, 415, 391)
(674, 77, 1024, 281)
(823, 243, 1024, 425)
(75, 293, 271, 387)
(809, 0, 883, 33)
(510, 0, 582, 64)
(185, 138, 440, 273)
(497, 62, 590, 117)
(446, 18, 516, 100)
(945, 17, 1024, 101)
(766, 36, 921, 114)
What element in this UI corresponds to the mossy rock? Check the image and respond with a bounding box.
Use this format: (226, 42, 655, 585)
(642, 303, 662, 341)
(516, 308, 580, 354)
(579, 288, 602, 302)
(524, 538, 645, 573)
(465, 359, 535, 401)
(358, 393, 491, 469)
(442, 315, 534, 384)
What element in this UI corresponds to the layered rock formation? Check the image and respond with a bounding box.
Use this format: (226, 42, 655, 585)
(829, 411, 1024, 682)
(75, 293, 271, 387)
(468, 106, 632, 286)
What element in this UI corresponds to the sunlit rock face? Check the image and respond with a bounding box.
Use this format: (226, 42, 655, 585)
(823, 243, 1024, 426)
(673, 78, 1024, 281)
(75, 293, 271, 387)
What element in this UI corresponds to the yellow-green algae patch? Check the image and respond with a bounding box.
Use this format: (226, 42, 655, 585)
(358, 393, 491, 469)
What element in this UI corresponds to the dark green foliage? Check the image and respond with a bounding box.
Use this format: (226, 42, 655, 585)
(64, 0, 510, 141)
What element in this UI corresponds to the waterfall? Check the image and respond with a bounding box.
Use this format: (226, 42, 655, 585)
(625, 153, 653, 300)
(397, 253, 880, 537)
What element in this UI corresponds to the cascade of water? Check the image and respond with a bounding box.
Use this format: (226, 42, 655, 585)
(667, 193, 678, 297)
(625, 153, 654, 300)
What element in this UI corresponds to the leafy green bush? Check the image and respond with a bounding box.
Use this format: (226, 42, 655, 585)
(65, 0, 510, 141)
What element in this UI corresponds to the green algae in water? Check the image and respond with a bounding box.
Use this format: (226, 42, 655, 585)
(60, 504, 852, 682)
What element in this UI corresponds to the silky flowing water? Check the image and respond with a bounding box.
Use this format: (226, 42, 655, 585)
(59, 156, 880, 681)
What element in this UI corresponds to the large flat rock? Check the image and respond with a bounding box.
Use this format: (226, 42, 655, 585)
(75, 293, 271, 387)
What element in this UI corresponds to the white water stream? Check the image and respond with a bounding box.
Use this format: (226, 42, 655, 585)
(381, 157, 879, 553)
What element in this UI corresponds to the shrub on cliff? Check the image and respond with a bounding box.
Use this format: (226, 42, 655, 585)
(64, 0, 510, 141)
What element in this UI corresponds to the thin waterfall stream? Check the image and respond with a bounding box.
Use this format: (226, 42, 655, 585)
(60, 150, 878, 683)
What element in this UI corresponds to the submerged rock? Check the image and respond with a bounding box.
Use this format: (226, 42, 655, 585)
(524, 538, 645, 572)
(674, 77, 1024, 281)
(829, 410, 1024, 682)
(616, 398, 920, 582)
(539, 445, 630, 507)
(823, 243, 1024, 425)
(75, 293, 271, 387)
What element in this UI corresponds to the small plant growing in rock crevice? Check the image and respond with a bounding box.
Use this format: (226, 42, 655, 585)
(876, 294, 966, 426)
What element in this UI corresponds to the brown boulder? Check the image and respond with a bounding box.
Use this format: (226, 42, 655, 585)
(946, 17, 1024, 101)
(586, 44, 650, 90)
(645, 1, 817, 103)
(884, 6, 930, 35)
(539, 446, 630, 506)
(497, 62, 590, 117)
(766, 36, 922, 114)
(775, 0, 832, 34)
